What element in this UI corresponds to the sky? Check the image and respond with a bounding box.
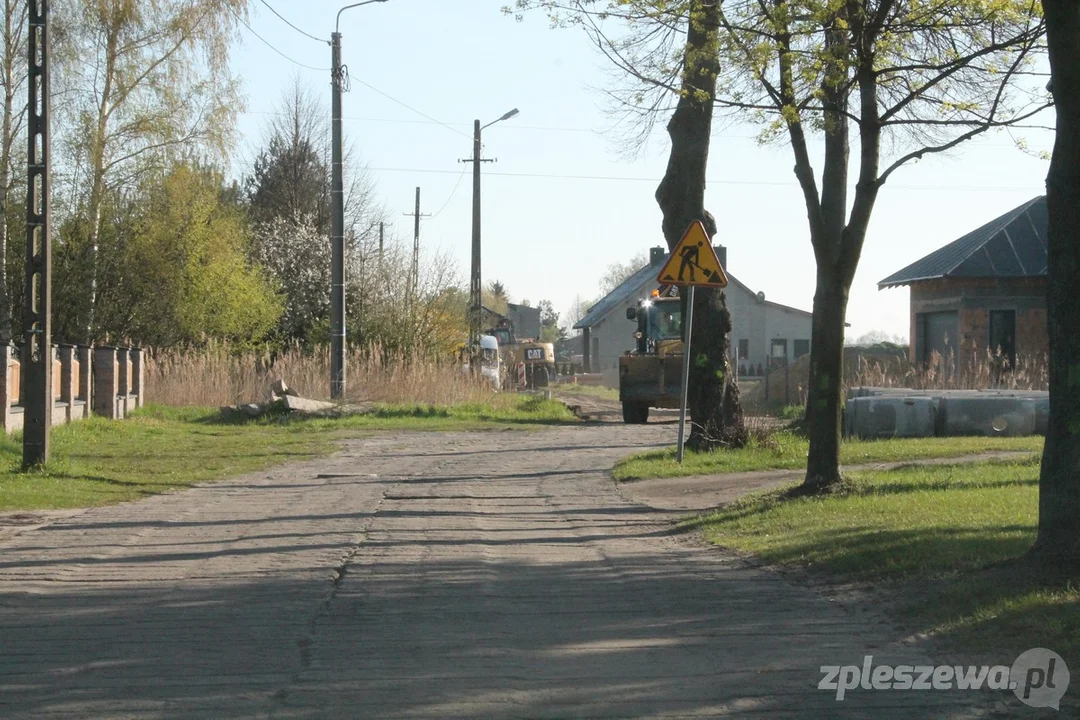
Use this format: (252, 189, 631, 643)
(229, 0, 1056, 342)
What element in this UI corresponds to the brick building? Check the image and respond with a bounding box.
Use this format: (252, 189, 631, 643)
(878, 196, 1048, 376)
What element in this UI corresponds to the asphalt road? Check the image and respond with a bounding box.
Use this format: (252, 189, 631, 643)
(0, 425, 1008, 718)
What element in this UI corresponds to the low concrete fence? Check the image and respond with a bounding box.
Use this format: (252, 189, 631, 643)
(0, 344, 144, 434)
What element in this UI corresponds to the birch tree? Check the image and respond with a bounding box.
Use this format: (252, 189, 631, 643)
(55, 0, 248, 341)
(0, 0, 25, 342)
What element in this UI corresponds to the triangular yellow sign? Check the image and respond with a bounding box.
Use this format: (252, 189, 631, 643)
(656, 221, 728, 287)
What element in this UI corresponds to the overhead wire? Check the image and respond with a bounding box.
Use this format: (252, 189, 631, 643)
(227, 4, 328, 72)
(365, 166, 1043, 192)
(258, 0, 326, 44)
(428, 166, 469, 219)
(348, 77, 471, 139)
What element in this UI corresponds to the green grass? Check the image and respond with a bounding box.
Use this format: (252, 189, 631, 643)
(687, 456, 1080, 667)
(612, 433, 1044, 481)
(0, 396, 575, 512)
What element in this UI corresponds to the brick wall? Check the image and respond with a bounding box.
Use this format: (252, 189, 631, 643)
(909, 277, 1047, 368)
(1016, 308, 1048, 358)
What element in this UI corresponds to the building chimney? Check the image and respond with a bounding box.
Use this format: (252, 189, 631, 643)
(714, 244, 727, 270)
(649, 246, 666, 266)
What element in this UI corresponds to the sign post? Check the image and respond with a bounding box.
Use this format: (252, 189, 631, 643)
(676, 286, 695, 463)
(655, 221, 729, 463)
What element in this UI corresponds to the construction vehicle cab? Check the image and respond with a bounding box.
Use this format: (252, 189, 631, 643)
(619, 295, 684, 423)
(485, 319, 556, 390)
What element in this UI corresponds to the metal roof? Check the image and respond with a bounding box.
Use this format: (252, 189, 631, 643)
(573, 253, 812, 329)
(878, 196, 1047, 289)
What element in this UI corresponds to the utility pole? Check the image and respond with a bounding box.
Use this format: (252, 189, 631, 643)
(463, 121, 492, 356)
(329, 31, 346, 400)
(23, 0, 52, 468)
(329, 0, 387, 400)
(459, 109, 517, 359)
(402, 187, 429, 296)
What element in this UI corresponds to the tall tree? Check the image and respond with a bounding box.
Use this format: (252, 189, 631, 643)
(1034, 0, 1080, 565)
(654, 0, 748, 450)
(247, 80, 332, 234)
(55, 0, 248, 341)
(0, 0, 25, 343)
(513, 0, 1048, 485)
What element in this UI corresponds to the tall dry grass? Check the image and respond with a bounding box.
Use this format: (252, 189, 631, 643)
(851, 348, 1048, 391)
(145, 342, 497, 407)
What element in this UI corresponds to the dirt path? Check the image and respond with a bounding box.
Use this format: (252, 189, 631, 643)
(619, 450, 1037, 512)
(0, 426, 1008, 718)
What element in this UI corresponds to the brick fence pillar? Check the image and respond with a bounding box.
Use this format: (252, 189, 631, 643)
(93, 346, 119, 419)
(0, 343, 12, 432)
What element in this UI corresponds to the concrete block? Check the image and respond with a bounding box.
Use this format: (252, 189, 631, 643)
(938, 396, 1037, 437)
(845, 396, 938, 439)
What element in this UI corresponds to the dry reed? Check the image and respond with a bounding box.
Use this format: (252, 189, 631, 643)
(145, 342, 498, 407)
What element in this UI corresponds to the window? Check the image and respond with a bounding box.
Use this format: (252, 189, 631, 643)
(794, 339, 810, 359)
(738, 339, 749, 359)
(988, 310, 1016, 369)
(770, 339, 788, 359)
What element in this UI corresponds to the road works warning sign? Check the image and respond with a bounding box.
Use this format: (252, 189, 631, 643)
(656, 221, 729, 288)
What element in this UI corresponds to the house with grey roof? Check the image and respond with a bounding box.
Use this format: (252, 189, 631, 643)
(878, 195, 1048, 375)
(574, 246, 814, 387)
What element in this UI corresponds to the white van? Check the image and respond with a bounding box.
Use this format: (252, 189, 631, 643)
(480, 335, 501, 388)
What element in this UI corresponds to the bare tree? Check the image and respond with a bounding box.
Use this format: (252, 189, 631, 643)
(513, 0, 1049, 486)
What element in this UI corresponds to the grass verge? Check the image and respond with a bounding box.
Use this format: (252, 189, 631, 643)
(613, 433, 1044, 481)
(685, 456, 1079, 671)
(0, 396, 575, 512)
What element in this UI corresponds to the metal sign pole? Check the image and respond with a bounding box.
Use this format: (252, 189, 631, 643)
(676, 285, 695, 464)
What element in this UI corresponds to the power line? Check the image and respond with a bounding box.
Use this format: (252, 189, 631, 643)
(227, 4, 327, 72)
(429, 166, 469, 219)
(348, 77, 471, 139)
(258, 0, 326, 44)
(365, 165, 1044, 192)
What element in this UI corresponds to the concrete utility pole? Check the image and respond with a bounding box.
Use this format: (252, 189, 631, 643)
(402, 187, 429, 296)
(461, 109, 518, 357)
(23, 0, 53, 468)
(330, 0, 387, 401)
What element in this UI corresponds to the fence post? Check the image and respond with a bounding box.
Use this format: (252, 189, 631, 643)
(117, 347, 131, 418)
(77, 345, 92, 419)
(131, 348, 144, 409)
(59, 344, 74, 423)
(93, 346, 119, 419)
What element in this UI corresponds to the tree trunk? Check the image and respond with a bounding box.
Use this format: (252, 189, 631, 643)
(654, 0, 747, 452)
(803, 263, 849, 490)
(1033, 0, 1080, 565)
(687, 285, 748, 450)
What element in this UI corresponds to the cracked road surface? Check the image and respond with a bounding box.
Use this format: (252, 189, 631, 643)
(0, 426, 1001, 718)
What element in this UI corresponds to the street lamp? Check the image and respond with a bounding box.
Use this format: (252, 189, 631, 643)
(465, 108, 519, 358)
(329, 0, 388, 401)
